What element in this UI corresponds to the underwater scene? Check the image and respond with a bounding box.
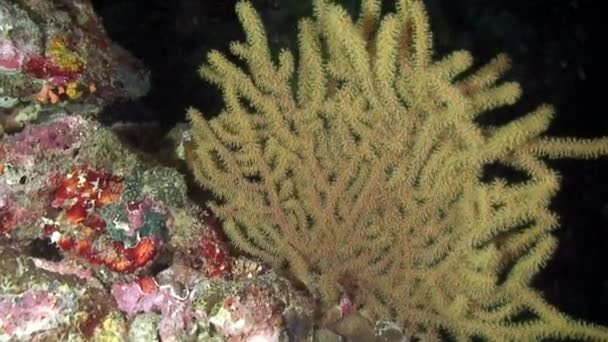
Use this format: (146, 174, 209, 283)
(0, 0, 605, 340)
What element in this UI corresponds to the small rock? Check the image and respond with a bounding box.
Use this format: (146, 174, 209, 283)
(314, 328, 343, 342)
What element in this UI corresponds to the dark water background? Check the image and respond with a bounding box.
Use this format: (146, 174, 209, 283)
(90, 0, 607, 331)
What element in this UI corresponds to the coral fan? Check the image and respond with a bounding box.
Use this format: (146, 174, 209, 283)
(187, 0, 608, 340)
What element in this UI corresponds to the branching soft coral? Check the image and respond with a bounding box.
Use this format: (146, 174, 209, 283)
(187, 0, 608, 340)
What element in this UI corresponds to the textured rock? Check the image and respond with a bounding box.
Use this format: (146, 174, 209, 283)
(0, 0, 149, 134)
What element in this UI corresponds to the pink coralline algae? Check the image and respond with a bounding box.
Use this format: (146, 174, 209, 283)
(127, 200, 148, 230)
(24, 55, 79, 80)
(112, 278, 197, 341)
(0, 38, 23, 72)
(0, 115, 84, 167)
(192, 210, 232, 279)
(0, 290, 62, 338)
(0, 116, 90, 238)
(198, 225, 232, 279)
(0, 195, 27, 234)
(339, 294, 353, 318)
(31, 258, 94, 281)
(210, 284, 282, 342)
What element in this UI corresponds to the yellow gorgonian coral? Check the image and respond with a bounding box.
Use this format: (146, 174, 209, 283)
(187, 0, 608, 340)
